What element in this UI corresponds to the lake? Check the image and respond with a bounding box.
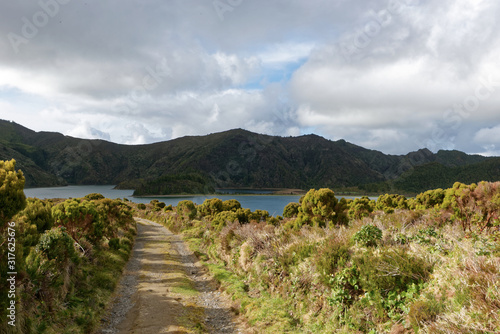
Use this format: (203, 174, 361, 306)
(23, 185, 302, 216)
(23, 185, 375, 217)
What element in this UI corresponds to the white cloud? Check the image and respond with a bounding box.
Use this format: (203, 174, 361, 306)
(258, 42, 315, 67)
(475, 125, 500, 144)
(67, 122, 111, 141)
(213, 52, 261, 86)
(0, 0, 499, 156)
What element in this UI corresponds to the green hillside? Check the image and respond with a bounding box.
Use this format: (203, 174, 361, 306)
(0, 119, 498, 194)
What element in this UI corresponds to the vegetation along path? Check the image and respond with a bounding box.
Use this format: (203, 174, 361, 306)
(97, 218, 240, 334)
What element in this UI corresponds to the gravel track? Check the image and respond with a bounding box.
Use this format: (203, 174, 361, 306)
(96, 218, 240, 334)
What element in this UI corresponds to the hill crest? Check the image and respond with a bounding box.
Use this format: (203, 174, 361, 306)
(0, 119, 497, 193)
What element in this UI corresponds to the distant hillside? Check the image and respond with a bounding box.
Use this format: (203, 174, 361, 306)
(0, 119, 498, 194)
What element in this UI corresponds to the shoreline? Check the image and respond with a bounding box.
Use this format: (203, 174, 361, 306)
(25, 184, 398, 198)
(133, 188, 307, 198)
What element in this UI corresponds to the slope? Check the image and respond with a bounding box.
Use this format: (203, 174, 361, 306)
(0, 119, 498, 194)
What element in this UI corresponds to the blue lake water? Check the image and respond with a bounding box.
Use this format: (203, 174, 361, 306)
(24, 185, 375, 217)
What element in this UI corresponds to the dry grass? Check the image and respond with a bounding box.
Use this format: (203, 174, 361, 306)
(144, 189, 500, 334)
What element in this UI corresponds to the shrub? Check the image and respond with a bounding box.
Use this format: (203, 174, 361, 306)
(19, 198, 54, 233)
(93, 198, 133, 239)
(334, 197, 350, 226)
(211, 211, 238, 231)
(266, 216, 280, 226)
(376, 194, 407, 213)
(176, 200, 197, 220)
(354, 249, 432, 298)
(34, 226, 79, 264)
(283, 202, 300, 218)
(235, 208, 252, 224)
(248, 209, 270, 222)
(222, 199, 241, 212)
(315, 238, 351, 286)
(296, 188, 338, 228)
(84, 193, 105, 200)
(327, 265, 361, 307)
(17, 198, 54, 253)
(0, 159, 26, 230)
(52, 199, 104, 245)
(348, 196, 375, 220)
(352, 224, 382, 247)
(199, 198, 224, 217)
(233, 208, 269, 224)
(442, 181, 500, 233)
(412, 188, 445, 209)
(108, 238, 121, 250)
(413, 227, 439, 245)
(279, 241, 316, 268)
(24, 227, 81, 316)
(150, 199, 166, 211)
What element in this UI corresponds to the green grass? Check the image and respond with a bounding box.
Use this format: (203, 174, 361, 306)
(9, 224, 136, 333)
(140, 184, 500, 334)
(171, 276, 199, 296)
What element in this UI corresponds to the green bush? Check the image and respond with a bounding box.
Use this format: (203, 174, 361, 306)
(266, 216, 280, 226)
(150, 199, 166, 211)
(108, 238, 121, 250)
(376, 194, 407, 213)
(19, 198, 54, 233)
(235, 208, 252, 224)
(84, 193, 105, 200)
(348, 196, 375, 220)
(442, 181, 500, 233)
(411, 188, 446, 209)
(296, 188, 339, 228)
(211, 211, 238, 231)
(353, 224, 382, 247)
(327, 265, 361, 307)
(222, 199, 241, 212)
(94, 198, 133, 239)
(334, 197, 350, 226)
(279, 241, 316, 268)
(34, 226, 79, 264)
(137, 203, 146, 210)
(199, 198, 224, 217)
(17, 198, 55, 254)
(0, 159, 26, 229)
(354, 249, 432, 298)
(283, 202, 300, 218)
(248, 209, 270, 222)
(52, 199, 104, 245)
(176, 200, 197, 220)
(315, 238, 351, 286)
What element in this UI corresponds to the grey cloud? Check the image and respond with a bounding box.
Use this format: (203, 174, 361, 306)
(1, 0, 499, 156)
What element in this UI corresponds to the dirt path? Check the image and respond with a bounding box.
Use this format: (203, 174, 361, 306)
(97, 218, 240, 334)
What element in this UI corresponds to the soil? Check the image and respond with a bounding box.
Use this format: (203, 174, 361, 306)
(96, 218, 241, 334)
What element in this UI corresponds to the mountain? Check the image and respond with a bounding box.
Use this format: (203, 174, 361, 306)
(0, 119, 498, 194)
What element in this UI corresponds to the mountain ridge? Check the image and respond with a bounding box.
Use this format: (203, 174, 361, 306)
(0, 119, 498, 194)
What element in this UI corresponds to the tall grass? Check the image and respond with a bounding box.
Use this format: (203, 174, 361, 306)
(143, 183, 500, 333)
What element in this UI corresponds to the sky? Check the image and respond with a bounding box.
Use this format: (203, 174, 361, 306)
(1, 0, 500, 156)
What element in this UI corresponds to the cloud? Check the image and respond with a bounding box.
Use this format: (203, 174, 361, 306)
(0, 0, 499, 156)
(288, 0, 500, 154)
(67, 122, 111, 141)
(473, 124, 500, 156)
